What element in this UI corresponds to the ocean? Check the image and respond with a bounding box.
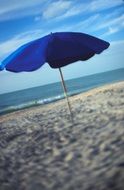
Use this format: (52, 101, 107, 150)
(0, 68, 124, 115)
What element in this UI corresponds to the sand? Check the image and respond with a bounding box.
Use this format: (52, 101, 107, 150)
(0, 81, 124, 190)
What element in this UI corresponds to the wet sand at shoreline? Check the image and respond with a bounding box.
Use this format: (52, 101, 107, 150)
(0, 81, 124, 190)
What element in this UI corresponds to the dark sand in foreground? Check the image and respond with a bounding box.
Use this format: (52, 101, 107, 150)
(0, 81, 124, 190)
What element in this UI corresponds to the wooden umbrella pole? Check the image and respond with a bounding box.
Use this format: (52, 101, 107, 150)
(59, 67, 73, 117)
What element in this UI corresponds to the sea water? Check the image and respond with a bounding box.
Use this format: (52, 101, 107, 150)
(0, 68, 124, 115)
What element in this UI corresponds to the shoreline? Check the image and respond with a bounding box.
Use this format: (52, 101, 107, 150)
(0, 79, 123, 117)
(0, 80, 123, 122)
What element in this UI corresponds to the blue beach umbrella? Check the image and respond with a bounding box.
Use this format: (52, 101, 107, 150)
(0, 32, 110, 115)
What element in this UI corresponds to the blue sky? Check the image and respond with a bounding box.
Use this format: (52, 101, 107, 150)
(0, 0, 124, 94)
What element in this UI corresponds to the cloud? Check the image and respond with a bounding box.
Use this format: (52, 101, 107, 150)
(0, 0, 43, 14)
(1, 11, 123, 61)
(0, 1, 123, 60)
(42, 0, 123, 21)
(0, 0, 46, 21)
(0, 30, 46, 60)
(108, 26, 119, 34)
(97, 14, 124, 36)
(46, 5, 124, 36)
(97, 14, 124, 29)
(56, 14, 100, 34)
(75, 14, 100, 31)
(90, 0, 123, 11)
(51, 1, 90, 21)
(42, 0, 72, 19)
(101, 27, 119, 37)
(0, 0, 123, 22)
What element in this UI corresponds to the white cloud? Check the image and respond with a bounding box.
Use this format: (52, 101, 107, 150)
(53, 2, 89, 20)
(46, 5, 124, 36)
(0, 0, 43, 14)
(101, 26, 119, 37)
(76, 14, 100, 31)
(108, 26, 119, 34)
(90, 0, 123, 11)
(97, 14, 124, 36)
(0, 30, 46, 60)
(98, 14, 124, 29)
(0, 0, 46, 21)
(42, 0, 72, 19)
(42, 0, 123, 21)
(0, 0, 123, 21)
(56, 14, 100, 33)
(0, 10, 123, 61)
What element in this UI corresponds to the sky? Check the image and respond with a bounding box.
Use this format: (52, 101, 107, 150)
(0, 0, 124, 94)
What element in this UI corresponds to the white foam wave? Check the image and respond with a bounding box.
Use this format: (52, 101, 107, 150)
(0, 94, 65, 115)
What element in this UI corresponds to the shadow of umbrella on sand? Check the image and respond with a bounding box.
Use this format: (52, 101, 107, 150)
(0, 32, 110, 117)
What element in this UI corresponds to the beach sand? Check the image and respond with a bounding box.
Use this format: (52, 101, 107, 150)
(0, 81, 124, 190)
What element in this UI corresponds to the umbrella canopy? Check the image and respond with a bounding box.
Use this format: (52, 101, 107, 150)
(0, 32, 110, 72)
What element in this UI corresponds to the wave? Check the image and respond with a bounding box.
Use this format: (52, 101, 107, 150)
(0, 94, 65, 115)
(0, 83, 117, 116)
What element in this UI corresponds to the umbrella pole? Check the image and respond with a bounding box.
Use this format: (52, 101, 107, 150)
(59, 67, 73, 118)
